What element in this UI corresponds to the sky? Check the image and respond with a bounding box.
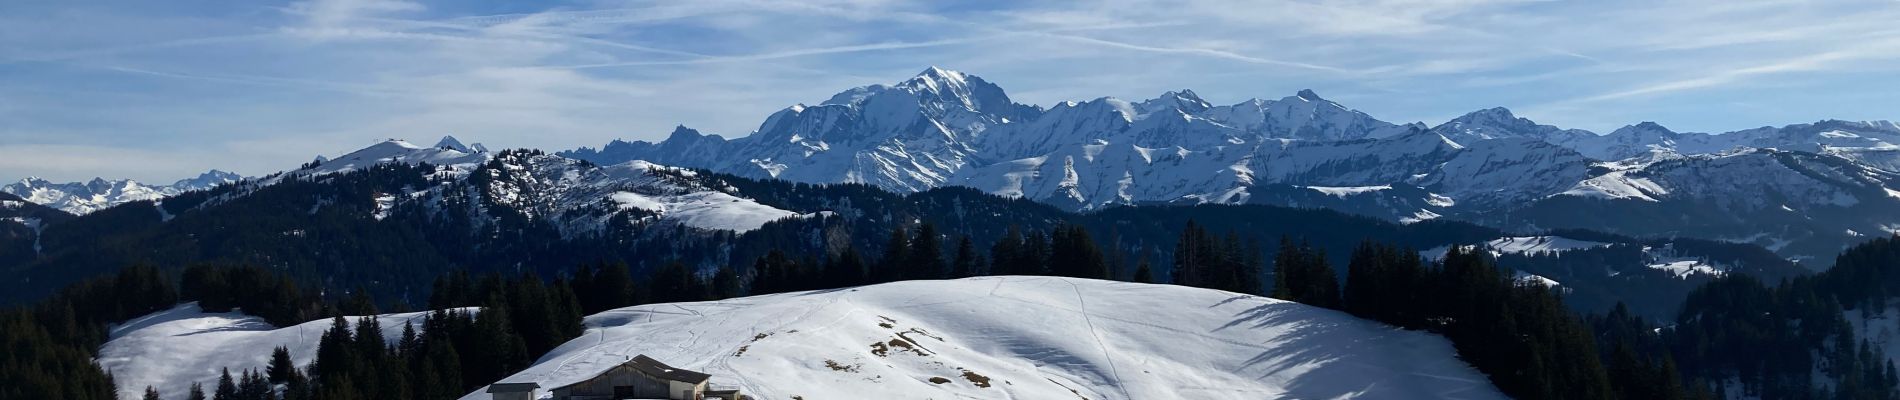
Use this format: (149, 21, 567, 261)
(3, 0, 1899, 183)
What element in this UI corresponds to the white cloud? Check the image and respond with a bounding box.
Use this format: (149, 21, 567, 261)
(4, 0, 1900, 183)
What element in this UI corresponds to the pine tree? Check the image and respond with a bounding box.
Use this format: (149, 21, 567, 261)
(593, 262, 636, 312)
(266, 346, 297, 384)
(187, 383, 207, 400)
(1343, 241, 1383, 318)
(313, 316, 355, 380)
(236, 369, 271, 400)
(144, 386, 162, 400)
(213, 368, 238, 400)
(990, 226, 1024, 276)
(876, 228, 911, 283)
(1049, 225, 1108, 279)
(1133, 257, 1154, 284)
(1020, 230, 1050, 276)
(711, 267, 742, 299)
(397, 323, 421, 359)
(824, 246, 867, 287)
(1173, 220, 1212, 287)
(352, 316, 386, 364)
(908, 223, 945, 280)
(1270, 237, 1298, 301)
(1271, 238, 1339, 309)
(951, 235, 981, 278)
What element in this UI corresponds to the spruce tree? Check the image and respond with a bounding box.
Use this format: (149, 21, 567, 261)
(1132, 258, 1154, 284)
(824, 247, 867, 287)
(1020, 230, 1050, 276)
(313, 316, 355, 381)
(213, 368, 237, 400)
(990, 226, 1024, 276)
(397, 323, 421, 359)
(266, 346, 297, 384)
(352, 316, 386, 364)
(952, 235, 980, 278)
(876, 228, 910, 283)
(711, 267, 742, 299)
(908, 223, 945, 280)
(593, 262, 636, 312)
(187, 383, 206, 400)
(1049, 225, 1108, 279)
(144, 386, 161, 400)
(1173, 221, 1211, 287)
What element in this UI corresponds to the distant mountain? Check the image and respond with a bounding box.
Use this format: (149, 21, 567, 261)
(1, 136, 1805, 320)
(2, 170, 243, 215)
(560, 67, 1900, 265)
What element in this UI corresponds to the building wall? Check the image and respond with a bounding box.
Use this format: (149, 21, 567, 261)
(491, 392, 536, 400)
(551, 365, 673, 399)
(666, 381, 707, 400)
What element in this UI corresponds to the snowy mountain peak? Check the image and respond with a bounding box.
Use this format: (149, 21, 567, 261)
(1294, 89, 1325, 101)
(1461, 107, 1520, 123)
(1136, 90, 1212, 115)
(1616, 122, 1677, 136)
(1429, 106, 1600, 147)
(172, 170, 242, 189)
(306, 137, 490, 176)
(434, 135, 472, 152)
(909, 66, 968, 86)
(665, 125, 708, 141)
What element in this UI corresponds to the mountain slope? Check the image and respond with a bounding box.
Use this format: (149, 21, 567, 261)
(0, 191, 73, 265)
(1503, 149, 1900, 265)
(469, 276, 1506, 400)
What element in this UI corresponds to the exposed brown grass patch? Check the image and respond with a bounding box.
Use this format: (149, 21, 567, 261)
(824, 359, 859, 372)
(961, 370, 992, 388)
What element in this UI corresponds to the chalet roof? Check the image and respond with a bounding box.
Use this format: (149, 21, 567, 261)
(486, 382, 540, 393)
(629, 355, 711, 384)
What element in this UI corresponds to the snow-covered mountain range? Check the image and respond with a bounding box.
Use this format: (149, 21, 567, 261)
(3, 170, 243, 215)
(100, 277, 1506, 400)
(9, 67, 1894, 264)
(562, 67, 1900, 265)
(226, 136, 810, 235)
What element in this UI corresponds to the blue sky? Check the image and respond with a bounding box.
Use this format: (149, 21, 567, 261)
(4, 0, 1899, 182)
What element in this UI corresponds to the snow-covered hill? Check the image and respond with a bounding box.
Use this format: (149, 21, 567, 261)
(97, 303, 459, 400)
(468, 276, 1505, 400)
(2, 170, 242, 215)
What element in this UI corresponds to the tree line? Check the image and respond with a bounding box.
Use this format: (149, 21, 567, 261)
(23, 221, 1900, 399)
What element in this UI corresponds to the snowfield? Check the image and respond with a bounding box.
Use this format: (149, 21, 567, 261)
(97, 303, 465, 400)
(95, 279, 1505, 400)
(468, 276, 1505, 400)
(608, 190, 798, 233)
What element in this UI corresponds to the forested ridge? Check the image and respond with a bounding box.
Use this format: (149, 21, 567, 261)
(18, 222, 1900, 399)
(0, 164, 1879, 400)
(0, 164, 1797, 322)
